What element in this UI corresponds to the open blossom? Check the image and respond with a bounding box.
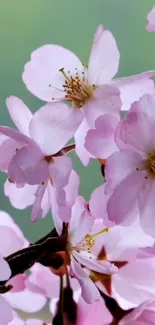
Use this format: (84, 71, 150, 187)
(0, 96, 82, 221)
(0, 211, 46, 325)
(23, 25, 155, 164)
(105, 94, 155, 237)
(53, 196, 117, 303)
(146, 6, 155, 32)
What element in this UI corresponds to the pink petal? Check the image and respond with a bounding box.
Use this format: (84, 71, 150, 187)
(0, 211, 28, 246)
(4, 180, 37, 210)
(85, 114, 119, 159)
(5, 288, 46, 313)
(139, 180, 155, 237)
(129, 93, 155, 117)
(88, 26, 120, 84)
(28, 264, 60, 298)
(49, 156, 72, 222)
(0, 138, 22, 172)
(89, 184, 115, 226)
(8, 155, 25, 188)
(71, 257, 101, 303)
(112, 71, 155, 111)
(107, 170, 146, 224)
(113, 255, 155, 310)
(50, 170, 80, 234)
(31, 183, 47, 222)
(9, 274, 26, 292)
(0, 295, 13, 325)
(75, 118, 93, 166)
(83, 85, 121, 128)
(8, 146, 48, 185)
(123, 110, 155, 152)
(6, 97, 32, 136)
(9, 318, 25, 325)
(0, 126, 36, 147)
(29, 101, 83, 155)
(146, 6, 155, 32)
(69, 196, 94, 246)
(26, 319, 47, 325)
(105, 150, 142, 193)
(0, 256, 11, 281)
(23, 44, 83, 101)
(115, 119, 133, 150)
(48, 183, 63, 235)
(0, 226, 25, 256)
(74, 251, 118, 274)
(77, 296, 113, 325)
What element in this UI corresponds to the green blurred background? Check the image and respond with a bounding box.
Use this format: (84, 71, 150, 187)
(0, 0, 155, 242)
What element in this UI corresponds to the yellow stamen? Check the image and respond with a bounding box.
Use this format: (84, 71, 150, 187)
(92, 228, 109, 238)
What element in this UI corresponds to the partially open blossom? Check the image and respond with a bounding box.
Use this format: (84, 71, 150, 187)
(89, 218, 155, 310)
(105, 94, 155, 237)
(146, 6, 155, 32)
(23, 25, 155, 164)
(0, 96, 82, 221)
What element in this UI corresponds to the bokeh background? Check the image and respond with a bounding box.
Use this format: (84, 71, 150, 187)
(1, 0, 155, 242)
(0, 0, 155, 322)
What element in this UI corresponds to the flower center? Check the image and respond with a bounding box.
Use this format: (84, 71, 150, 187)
(144, 151, 155, 177)
(59, 67, 95, 108)
(68, 228, 109, 254)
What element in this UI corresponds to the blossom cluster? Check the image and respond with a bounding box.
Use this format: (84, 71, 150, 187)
(1, 5, 155, 325)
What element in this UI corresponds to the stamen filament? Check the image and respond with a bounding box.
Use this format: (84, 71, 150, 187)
(59, 68, 70, 82)
(92, 228, 109, 238)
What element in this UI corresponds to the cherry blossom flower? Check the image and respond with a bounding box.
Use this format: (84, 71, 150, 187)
(146, 6, 155, 32)
(0, 96, 82, 221)
(105, 94, 155, 237)
(88, 218, 155, 310)
(52, 195, 117, 304)
(0, 211, 46, 325)
(22, 25, 155, 165)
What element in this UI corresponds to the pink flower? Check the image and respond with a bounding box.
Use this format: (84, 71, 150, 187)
(0, 211, 46, 325)
(52, 195, 117, 304)
(105, 94, 155, 237)
(23, 24, 155, 112)
(89, 218, 155, 310)
(22, 25, 155, 165)
(146, 6, 155, 32)
(23, 25, 155, 165)
(119, 300, 155, 325)
(0, 96, 82, 221)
